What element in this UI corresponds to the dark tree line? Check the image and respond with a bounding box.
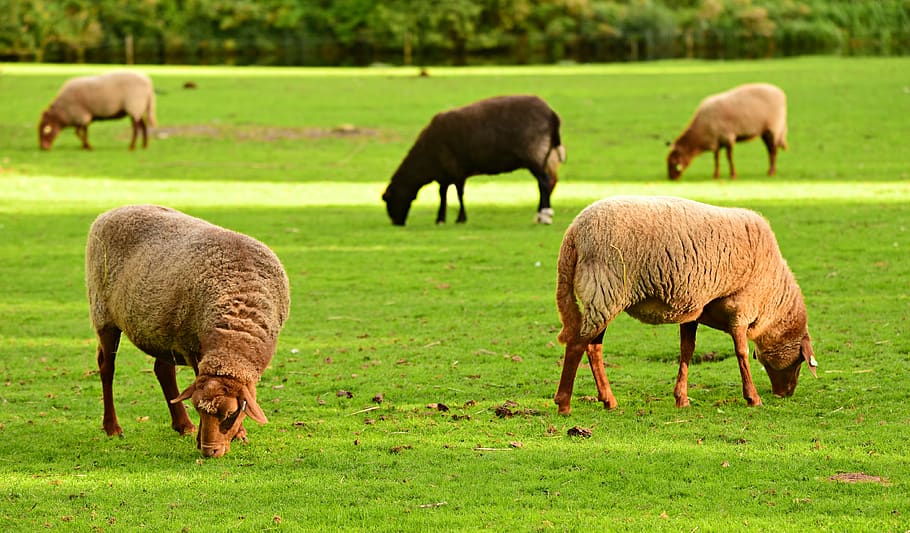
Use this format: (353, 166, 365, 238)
(1, 0, 908, 66)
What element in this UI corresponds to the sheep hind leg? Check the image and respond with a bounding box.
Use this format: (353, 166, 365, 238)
(674, 322, 698, 407)
(128, 118, 139, 150)
(532, 169, 555, 224)
(153, 359, 197, 435)
(725, 144, 736, 179)
(96, 326, 123, 436)
(761, 131, 777, 176)
(586, 342, 618, 410)
(731, 325, 762, 406)
(454, 180, 467, 223)
(554, 339, 587, 415)
(139, 118, 149, 149)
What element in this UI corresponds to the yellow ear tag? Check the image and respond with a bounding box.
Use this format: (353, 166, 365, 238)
(43, 125, 52, 134)
(675, 163, 682, 171)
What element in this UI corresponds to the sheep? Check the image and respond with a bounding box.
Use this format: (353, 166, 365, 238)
(554, 195, 817, 415)
(39, 71, 157, 151)
(667, 83, 787, 180)
(86, 205, 290, 457)
(382, 94, 566, 226)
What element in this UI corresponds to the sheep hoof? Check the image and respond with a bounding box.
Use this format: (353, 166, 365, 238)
(535, 208, 555, 225)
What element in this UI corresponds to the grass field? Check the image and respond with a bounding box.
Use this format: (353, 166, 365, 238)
(1, 57, 909, 531)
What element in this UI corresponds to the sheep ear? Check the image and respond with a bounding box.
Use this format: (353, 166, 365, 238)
(801, 334, 818, 377)
(171, 382, 196, 404)
(240, 384, 268, 424)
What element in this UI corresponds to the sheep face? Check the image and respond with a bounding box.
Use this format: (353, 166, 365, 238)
(172, 375, 268, 458)
(38, 111, 61, 150)
(666, 147, 689, 180)
(756, 333, 816, 397)
(382, 185, 413, 226)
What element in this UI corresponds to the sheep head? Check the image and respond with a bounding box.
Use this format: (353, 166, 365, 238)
(171, 375, 268, 458)
(38, 111, 61, 150)
(666, 146, 690, 180)
(756, 333, 817, 398)
(382, 184, 414, 226)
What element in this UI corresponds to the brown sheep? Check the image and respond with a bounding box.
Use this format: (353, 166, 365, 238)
(382, 94, 566, 226)
(667, 83, 787, 180)
(39, 71, 157, 151)
(86, 205, 290, 457)
(554, 196, 816, 415)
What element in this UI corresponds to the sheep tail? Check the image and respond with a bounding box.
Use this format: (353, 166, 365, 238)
(549, 112, 566, 163)
(146, 87, 158, 128)
(556, 228, 582, 345)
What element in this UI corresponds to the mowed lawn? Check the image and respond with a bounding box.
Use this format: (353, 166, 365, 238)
(0, 57, 908, 531)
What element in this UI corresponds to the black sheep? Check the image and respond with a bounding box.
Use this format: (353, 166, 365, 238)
(382, 95, 567, 226)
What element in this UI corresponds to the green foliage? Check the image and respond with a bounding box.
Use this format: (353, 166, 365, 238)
(1, 0, 910, 65)
(1, 57, 909, 530)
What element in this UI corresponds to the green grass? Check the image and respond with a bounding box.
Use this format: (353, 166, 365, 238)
(1, 57, 909, 531)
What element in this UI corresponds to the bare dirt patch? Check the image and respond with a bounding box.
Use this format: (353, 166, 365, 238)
(151, 123, 388, 142)
(828, 472, 889, 485)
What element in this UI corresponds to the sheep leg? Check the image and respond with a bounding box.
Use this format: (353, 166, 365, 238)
(436, 183, 448, 224)
(76, 125, 92, 150)
(674, 322, 698, 407)
(532, 169, 555, 224)
(761, 131, 777, 176)
(554, 340, 587, 415)
(96, 326, 123, 436)
(153, 359, 197, 435)
(725, 144, 736, 179)
(586, 342, 618, 410)
(128, 118, 139, 151)
(731, 325, 762, 406)
(454, 180, 467, 223)
(712, 149, 721, 179)
(139, 118, 149, 149)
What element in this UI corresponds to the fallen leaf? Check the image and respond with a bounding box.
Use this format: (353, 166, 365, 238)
(372, 393, 384, 404)
(336, 390, 353, 398)
(427, 403, 449, 412)
(509, 441, 523, 448)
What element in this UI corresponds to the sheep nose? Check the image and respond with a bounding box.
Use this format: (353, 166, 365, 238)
(200, 444, 226, 458)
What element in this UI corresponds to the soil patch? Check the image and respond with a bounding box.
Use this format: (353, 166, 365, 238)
(151, 124, 386, 142)
(828, 472, 889, 485)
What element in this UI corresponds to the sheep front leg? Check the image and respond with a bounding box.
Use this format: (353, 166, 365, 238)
(586, 343, 618, 410)
(139, 118, 149, 149)
(674, 322, 698, 407)
(554, 340, 586, 415)
(725, 144, 737, 179)
(153, 359, 197, 435)
(96, 326, 123, 436)
(731, 325, 762, 406)
(76, 125, 92, 150)
(532, 169, 555, 224)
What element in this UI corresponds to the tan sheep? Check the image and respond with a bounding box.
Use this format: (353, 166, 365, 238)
(554, 196, 816, 415)
(667, 83, 787, 180)
(86, 205, 290, 457)
(39, 71, 157, 151)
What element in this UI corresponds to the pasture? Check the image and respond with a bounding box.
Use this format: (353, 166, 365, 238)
(0, 57, 908, 531)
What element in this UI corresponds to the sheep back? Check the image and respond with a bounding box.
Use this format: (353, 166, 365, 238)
(86, 205, 289, 384)
(687, 83, 786, 148)
(48, 71, 156, 127)
(558, 196, 802, 347)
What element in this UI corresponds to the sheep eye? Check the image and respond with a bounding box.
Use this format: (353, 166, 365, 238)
(219, 400, 247, 433)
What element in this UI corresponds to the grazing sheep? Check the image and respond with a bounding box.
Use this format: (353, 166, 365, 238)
(86, 205, 290, 457)
(554, 196, 816, 415)
(382, 94, 566, 226)
(667, 83, 787, 180)
(39, 71, 157, 151)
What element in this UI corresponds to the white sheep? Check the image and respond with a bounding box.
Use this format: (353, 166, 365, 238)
(86, 205, 290, 457)
(39, 71, 157, 151)
(554, 196, 816, 415)
(667, 83, 787, 180)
